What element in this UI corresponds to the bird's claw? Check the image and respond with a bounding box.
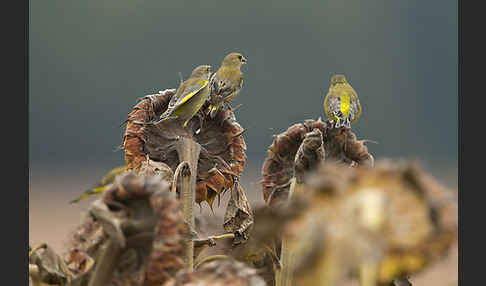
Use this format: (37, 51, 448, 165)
(206, 238, 216, 247)
(193, 237, 216, 248)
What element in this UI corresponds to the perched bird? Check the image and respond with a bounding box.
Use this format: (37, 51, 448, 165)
(157, 65, 212, 127)
(208, 52, 247, 118)
(70, 166, 127, 204)
(323, 74, 361, 128)
(69, 158, 174, 204)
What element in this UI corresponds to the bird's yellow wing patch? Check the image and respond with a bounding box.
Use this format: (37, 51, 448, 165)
(177, 79, 209, 106)
(339, 94, 351, 117)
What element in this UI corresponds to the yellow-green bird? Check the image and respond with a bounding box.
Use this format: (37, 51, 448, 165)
(208, 52, 247, 118)
(156, 65, 212, 127)
(323, 74, 361, 128)
(70, 166, 127, 204)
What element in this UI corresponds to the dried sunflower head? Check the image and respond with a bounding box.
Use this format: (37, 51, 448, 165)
(287, 160, 457, 285)
(65, 172, 187, 286)
(261, 118, 374, 206)
(123, 89, 247, 209)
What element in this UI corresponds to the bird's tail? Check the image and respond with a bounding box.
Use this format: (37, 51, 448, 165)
(69, 186, 106, 204)
(156, 108, 179, 124)
(159, 109, 171, 121)
(334, 112, 351, 128)
(343, 116, 351, 128)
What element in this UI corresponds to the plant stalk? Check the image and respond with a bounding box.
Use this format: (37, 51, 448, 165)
(276, 177, 300, 286)
(87, 239, 122, 286)
(176, 137, 201, 271)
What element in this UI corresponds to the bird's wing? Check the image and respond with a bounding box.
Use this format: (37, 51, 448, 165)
(219, 77, 243, 102)
(349, 99, 359, 120)
(177, 79, 209, 105)
(212, 69, 243, 100)
(210, 73, 222, 96)
(325, 93, 342, 116)
(166, 79, 209, 113)
(100, 166, 127, 185)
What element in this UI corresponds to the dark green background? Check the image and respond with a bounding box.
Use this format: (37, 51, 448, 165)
(29, 0, 457, 183)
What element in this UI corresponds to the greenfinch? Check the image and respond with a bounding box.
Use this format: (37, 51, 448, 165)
(69, 158, 174, 204)
(208, 52, 247, 118)
(70, 166, 127, 204)
(157, 65, 212, 127)
(323, 74, 361, 128)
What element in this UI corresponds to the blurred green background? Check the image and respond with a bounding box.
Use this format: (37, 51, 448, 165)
(29, 0, 457, 187)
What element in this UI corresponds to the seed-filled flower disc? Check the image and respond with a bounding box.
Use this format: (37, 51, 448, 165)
(123, 89, 247, 209)
(261, 118, 374, 206)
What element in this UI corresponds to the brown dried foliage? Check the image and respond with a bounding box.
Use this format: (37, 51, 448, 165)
(64, 172, 188, 286)
(293, 128, 326, 184)
(30, 244, 71, 285)
(228, 199, 309, 285)
(123, 89, 247, 208)
(223, 181, 254, 244)
(144, 188, 187, 286)
(166, 259, 266, 286)
(288, 160, 457, 285)
(261, 118, 374, 206)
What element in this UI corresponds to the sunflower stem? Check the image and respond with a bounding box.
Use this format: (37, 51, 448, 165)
(176, 137, 201, 271)
(276, 177, 300, 286)
(87, 239, 122, 286)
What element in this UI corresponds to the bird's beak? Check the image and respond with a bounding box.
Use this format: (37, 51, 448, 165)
(241, 56, 247, 64)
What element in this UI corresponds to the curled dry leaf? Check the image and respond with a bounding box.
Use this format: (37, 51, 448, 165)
(165, 258, 266, 286)
(29, 244, 71, 286)
(223, 181, 254, 245)
(261, 118, 374, 206)
(64, 172, 188, 286)
(294, 128, 326, 184)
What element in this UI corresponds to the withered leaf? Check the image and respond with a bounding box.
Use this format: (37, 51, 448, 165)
(294, 128, 325, 184)
(29, 244, 71, 285)
(223, 181, 254, 245)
